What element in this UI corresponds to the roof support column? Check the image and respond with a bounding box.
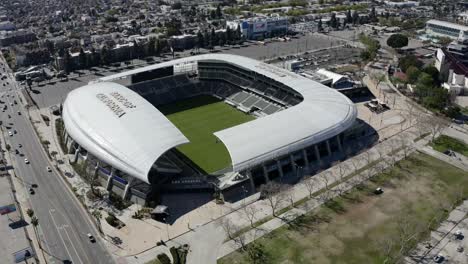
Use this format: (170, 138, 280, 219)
(246, 170, 255, 192)
(276, 160, 284, 179)
(302, 149, 309, 169)
(94, 161, 99, 177)
(336, 134, 343, 152)
(106, 167, 115, 191)
(123, 177, 134, 200)
(262, 164, 270, 182)
(314, 145, 322, 167)
(73, 146, 81, 163)
(326, 140, 332, 157)
(290, 154, 297, 176)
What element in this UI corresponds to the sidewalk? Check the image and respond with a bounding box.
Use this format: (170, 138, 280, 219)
(406, 200, 468, 264)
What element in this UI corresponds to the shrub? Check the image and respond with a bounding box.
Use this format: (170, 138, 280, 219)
(105, 212, 118, 227)
(170, 247, 179, 264)
(157, 253, 171, 264)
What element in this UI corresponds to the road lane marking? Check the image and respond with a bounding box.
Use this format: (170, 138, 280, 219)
(63, 225, 84, 264)
(49, 209, 76, 264)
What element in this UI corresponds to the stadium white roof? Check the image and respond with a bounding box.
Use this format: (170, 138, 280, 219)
(62, 82, 189, 183)
(97, 54, 357, 173)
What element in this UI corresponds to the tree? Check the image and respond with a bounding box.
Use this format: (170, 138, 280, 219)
(216, 5, 222, 18)
(317, 19, 323, 32)
(369, 7, 378, 23)
(226, 26, 232, 44)
(346, 10, 352, 24)
(148, 37, 156, 56)
(62, 49, 72, 73)
(399, 54, 423, 72)
(31, 216, 41, 249)
(352, 11, 359, 25)
(406, 66, 421, 84)
(246, 241, 270, 264)
(100, 46, 111, 65)
(241, 205, 258, 228)
(5, 144, 10, 151)
(220, 218, 248, 250)
(92, 210, 103, 233)
(300, 176, 316, 198)
(259, 182, 286, 217)
(78, 47, 87, 70)
(330, 13, 338, 29)
(422, 65, 440, 86)
(210, 10, 216, 20)
(236, 25, 242, 42)
(387, 34, 409, 49)
(210, 28, 217, 48)
(26, 208, 34, 218)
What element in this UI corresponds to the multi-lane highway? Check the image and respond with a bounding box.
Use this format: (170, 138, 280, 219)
(0, 57, 114, 264)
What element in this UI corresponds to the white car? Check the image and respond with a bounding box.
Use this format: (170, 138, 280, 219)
(24, 158, 29, 164)
(8, 131, 12, 136)
(87, 233, 96, 243)
(46, 166, 51, 172)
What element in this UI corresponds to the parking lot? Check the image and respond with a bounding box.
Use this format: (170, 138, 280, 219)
(21, 33, 347, 109)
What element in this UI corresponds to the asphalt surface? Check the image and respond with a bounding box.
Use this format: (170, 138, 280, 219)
(27, 33, 342, 109)
(0, 58, 114, 264)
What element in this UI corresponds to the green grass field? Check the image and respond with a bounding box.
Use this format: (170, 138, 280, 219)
(158, 95, 255, 174)
(431, 135, 468, 156)
(219, 153, 468, 264)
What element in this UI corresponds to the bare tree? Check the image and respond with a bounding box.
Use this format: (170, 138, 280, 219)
(371, 73, 386, 96)
(399, 138, 412, 160)
(220, 218, 248, 250)
(428, 117, 449, 142)
(394, 215, 424, 261)
(335, 163, 348, 196)
(300, 176, 315, 198)
(363, 151, 375, 181)
(285, 185, 296, 208)
(241, 205, 258, 228)
(416, 114, 448, 142)
(259, 182, 286, 217)
(404, 99, 417, 128)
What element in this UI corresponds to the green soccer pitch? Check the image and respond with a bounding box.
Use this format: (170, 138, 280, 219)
(158, 95, 255, 174)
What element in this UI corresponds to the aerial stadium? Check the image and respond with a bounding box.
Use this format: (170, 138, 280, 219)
(60, 54, 359, 204)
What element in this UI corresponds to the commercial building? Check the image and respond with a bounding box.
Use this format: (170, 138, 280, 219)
(61, 54, 358, 203)
(227, 16, 289, 40)
(425, 19, 468, 41)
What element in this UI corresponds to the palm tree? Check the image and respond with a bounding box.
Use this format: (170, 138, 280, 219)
(26, 208, 34, 218)
(92, 210, 103, 233)
(30, 216, 41, 249)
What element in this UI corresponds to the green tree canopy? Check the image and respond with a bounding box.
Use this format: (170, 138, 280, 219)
(406, 66, 421, 84)
(387, 33, 409, 49)
(400, 54, 423, 72)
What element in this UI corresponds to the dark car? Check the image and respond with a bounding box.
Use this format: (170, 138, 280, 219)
(29, 188, 35, 195)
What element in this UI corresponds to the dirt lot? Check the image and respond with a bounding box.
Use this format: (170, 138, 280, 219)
(218, 153, 468, 264)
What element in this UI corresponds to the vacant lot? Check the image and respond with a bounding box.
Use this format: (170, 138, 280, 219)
(219, 153, 468, 264)
(158, 95, 254, 174)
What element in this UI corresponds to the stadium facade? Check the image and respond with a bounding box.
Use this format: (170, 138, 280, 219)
(61, 54, 358, 203)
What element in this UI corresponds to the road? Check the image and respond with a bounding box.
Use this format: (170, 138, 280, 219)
(0, 57, 114, 264)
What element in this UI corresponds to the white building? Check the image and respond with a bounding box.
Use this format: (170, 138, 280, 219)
(425, 19, 468, 41)
(227, 16, 289, 40)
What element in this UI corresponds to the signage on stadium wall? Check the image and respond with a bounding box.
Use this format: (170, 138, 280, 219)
(96, 91, 136, 118)
(252, 22, 267, 33)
